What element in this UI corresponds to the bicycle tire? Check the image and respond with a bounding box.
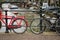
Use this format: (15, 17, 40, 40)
(56, 19, 60, 35)
(56, 30, 60, 36)
(30, 18, 48, 34)
(12, 18, 27, 34)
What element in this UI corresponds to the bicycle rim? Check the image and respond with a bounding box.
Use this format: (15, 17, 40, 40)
(56, 19, 60, 36)
(12, 19, 27, 34)
(30, 18, 46, 34)
(56, 30, 60, 36)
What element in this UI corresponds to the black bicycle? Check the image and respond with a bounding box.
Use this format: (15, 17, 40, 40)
(30, 7, 60, 35)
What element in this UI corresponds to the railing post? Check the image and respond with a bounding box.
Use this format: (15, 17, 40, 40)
(5, 10, 9, 33)
(39, 0, 43, 31)
(39, 8, 43, 31)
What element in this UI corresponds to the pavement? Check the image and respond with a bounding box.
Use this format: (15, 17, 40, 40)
(0, 32, 60, 40)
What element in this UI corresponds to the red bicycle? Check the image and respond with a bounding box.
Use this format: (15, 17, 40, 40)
(0, 10, 28, 34)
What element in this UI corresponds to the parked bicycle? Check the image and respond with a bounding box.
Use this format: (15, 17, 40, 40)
(30, 7, 60, 35)
(0, 9, 29, 34)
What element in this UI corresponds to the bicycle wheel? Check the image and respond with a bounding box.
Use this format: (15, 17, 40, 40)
(12, 18, 27, 34)
(56, 19, 60, 35)
(30, 18, 48, 34)
(56, 29, 60, 36)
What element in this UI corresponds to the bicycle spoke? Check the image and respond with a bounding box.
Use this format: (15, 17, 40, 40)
(12, 19, 27, 34)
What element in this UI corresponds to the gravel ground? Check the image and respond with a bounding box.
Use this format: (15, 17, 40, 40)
(0, 32, 60, 40)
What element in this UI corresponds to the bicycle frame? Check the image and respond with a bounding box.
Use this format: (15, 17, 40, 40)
(0, 10, 28, 29)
